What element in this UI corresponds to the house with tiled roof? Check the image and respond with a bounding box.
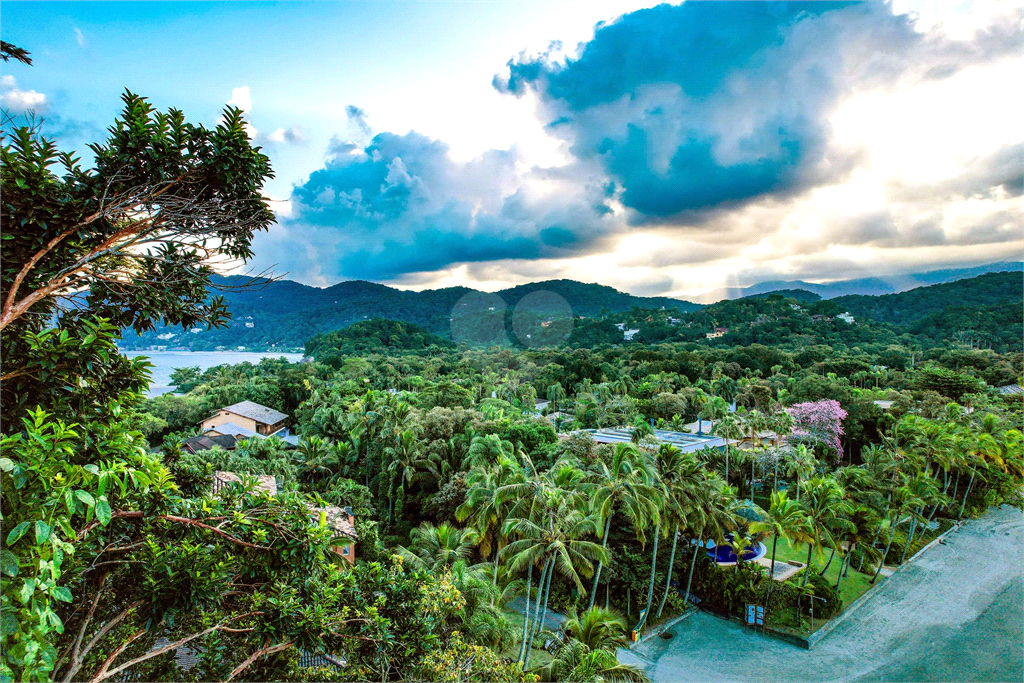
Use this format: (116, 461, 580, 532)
(202, 400, 289, 436)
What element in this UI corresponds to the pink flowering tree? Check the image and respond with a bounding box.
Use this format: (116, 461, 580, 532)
(787, 399, 847, 461)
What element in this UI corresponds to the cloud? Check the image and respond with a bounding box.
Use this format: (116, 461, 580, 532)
(227, 86, 252, 113)
(253, 2, 1022, 291)
(345, 105, 372, 138)
(267, 126, 305, 145)
(0, 75, 47, 113)
(74, 27, 87, 47)
(253, 129, 623, 282)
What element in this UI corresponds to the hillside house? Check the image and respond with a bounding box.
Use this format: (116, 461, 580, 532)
(202, 400, 289, 436)
(706, 327, 728, 339)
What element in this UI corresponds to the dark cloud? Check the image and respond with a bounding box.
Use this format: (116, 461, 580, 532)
(494, 2, 930, 219)
(259, 130, 620, 282)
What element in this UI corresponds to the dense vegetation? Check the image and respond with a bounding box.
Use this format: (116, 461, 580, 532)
(2, 43, 1022, 683)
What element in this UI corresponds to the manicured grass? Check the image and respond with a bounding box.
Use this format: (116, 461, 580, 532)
(501, 610, 554, 667)
(767, 535, 874, 605)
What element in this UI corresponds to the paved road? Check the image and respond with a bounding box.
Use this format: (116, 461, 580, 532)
(620, 505, 1024, 682)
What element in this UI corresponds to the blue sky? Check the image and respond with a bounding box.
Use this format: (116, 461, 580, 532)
(2, 1, 1022, 297)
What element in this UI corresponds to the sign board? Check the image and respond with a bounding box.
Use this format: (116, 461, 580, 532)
(745, 604, 756, 625)
(755, 605, 764, 626)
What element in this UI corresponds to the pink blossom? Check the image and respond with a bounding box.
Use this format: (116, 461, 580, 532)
(787, 399, 847, 460)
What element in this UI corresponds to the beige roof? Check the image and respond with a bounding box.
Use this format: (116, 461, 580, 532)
(219, 401, 288, 425)
(212, 470, 278, 496)
(308, 505, 358, 540)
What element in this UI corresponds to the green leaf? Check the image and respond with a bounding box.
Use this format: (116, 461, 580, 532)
(17, 578, 36, 604)
(84, 464, 100, 475)
(0, 549, 18, 577)
(95, 499, 112, 526)
(35, 521, 52, 545)
(6, 522, 30, 545)
(75, 490, 95, 507)
(0, 610, 18, 636)
(51, 586, 72, 603)
(0, 457, 14, 472)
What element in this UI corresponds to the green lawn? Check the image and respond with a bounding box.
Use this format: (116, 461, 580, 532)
(768, 535, 874, 605)
(500, 610, 554, 667)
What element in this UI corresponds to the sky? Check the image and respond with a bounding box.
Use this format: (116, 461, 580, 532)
(2, 0, 1022, 299)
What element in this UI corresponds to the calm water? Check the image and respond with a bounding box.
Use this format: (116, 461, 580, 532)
(121, 350, 304, 397)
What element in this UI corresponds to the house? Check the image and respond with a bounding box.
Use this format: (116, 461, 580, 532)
(998, 384, 1023, 396)
(810, 314, 831, 322)
(837, 312, 855, 324)
(534, 399, 551, 416)
(310, 505, 359, 564)
(585, 427, 726, 453)
(201, 400, 289, 436)
(181, 433, 240, 454)
(209, 472, 358, 564)
(623, 329, 640, 341)
(212, 470, 278, 496)
(705, 327, 728, 339)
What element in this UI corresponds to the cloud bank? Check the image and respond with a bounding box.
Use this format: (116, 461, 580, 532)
(254, 1, 1023, 295)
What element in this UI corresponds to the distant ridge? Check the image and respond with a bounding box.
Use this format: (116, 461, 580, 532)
(120, 276, 701, 351)
(695, 261, 1022, 303)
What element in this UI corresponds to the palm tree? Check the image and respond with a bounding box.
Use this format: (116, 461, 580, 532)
(295, 435, 337, 484)
(750, 491, 809, 578)
(563, 607, 628, 652)
(386, 428, 437, 522)
(681, 475, 737, 607)
(654, 447, 702, 618)
(533, 639, 650, 683)
(713, 414, 744, 481)
(800, 476, 853, 586)
(870, 484, 923, 583)
(784, 445, 816, 503)
(397, 522, 478, 571)
(585, 443, 659, 609)
(770, 411, 795, 492)
(457, 456, 522, 582)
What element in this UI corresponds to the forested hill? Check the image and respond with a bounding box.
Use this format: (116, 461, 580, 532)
(833, 271, 1023, 325)
(119, 275, 701, 350)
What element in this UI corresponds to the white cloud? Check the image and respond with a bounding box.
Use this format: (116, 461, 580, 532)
(227, 86, 252, 113)
(74, 27, 87, 47)
(267, 126, 305, 144)
(0, 76, 47, 113)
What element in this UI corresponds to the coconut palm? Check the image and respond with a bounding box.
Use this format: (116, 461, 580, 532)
(682, 474, 737, 607)
(457, 456, 522, 582)
(585, 443, 660, 609)
(870, 483, 924, 583)
(563, 607, 629, 652)
(295, 435, 337, 484)
(397, 522, 478, 572)
(654, 447, 703, 618)
(750, 491, 809, 578)
(386, 428, 437, 522)
(713, 413, 744, 481)
(799, 476, 854, 586)
(784, 445, 816, 503)
(533, 639, 650, 683)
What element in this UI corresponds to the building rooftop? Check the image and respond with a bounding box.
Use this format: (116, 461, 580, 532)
(583, 427, 726, 453)
(998, 384, 1023, 396)
(219, 400, 288, 425)
(182, 434, 237, 453)
(212, 470, 278, 496)
(309, 505, 358, 540)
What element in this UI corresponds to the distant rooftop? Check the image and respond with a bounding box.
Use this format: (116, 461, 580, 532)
(998, 384, 1023, 396)
(221, 400, 288, 425)
(584, 427, 726, 453)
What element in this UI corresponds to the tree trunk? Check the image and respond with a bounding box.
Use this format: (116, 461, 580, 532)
(871, 527, 896, 584)
(518, 563, 533, 663)
(524, 558, 551, 668)
(769, 534, 779, 577)
(821, 546, 837, 574)
(589, 512, 614, 609)
(492, 544, 500, 585)
(656, 527, 680, 618)
(802, 542, 814, 587)
(958, 471, 975, 518)
(684, 541, 700, 607)
(638, 520, 661, 631)
(534, 557, 556, 639)
(725, 447, 729, 482)
(950, 473, 960, 513)
(900, 511, 920, 564)
(751, 457, 756, 504)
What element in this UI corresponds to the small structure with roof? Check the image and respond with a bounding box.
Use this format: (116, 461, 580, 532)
(202, 400, 289, 436)
(584, 427, 726, 453)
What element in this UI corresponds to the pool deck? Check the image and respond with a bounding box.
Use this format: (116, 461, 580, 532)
(620, 505, 1024, 682)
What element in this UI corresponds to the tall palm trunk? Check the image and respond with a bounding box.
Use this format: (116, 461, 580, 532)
(769, 534, 779, 577)
(534, 558, 556, 639)
(958, 471, 976, 518)
(821, 546, 838, 574)
(871, 525, 897, 584)
(750, 456, 756, 504)
(638, 520, 661, 632)
(589, 512, 614, 609)
(950, 473, 960, 513)
(802, 541, 814, 587)
(524, 558, 551, 667)
(684, 540, 700, 607)
(900, 509, 921, 564)
(656, 527, 680, 618)
(517, 563, 533, 663)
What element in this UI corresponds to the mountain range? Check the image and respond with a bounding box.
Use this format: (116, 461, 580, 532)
(118, 261, 1022, 351)
(696, 261, 1022, 303)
